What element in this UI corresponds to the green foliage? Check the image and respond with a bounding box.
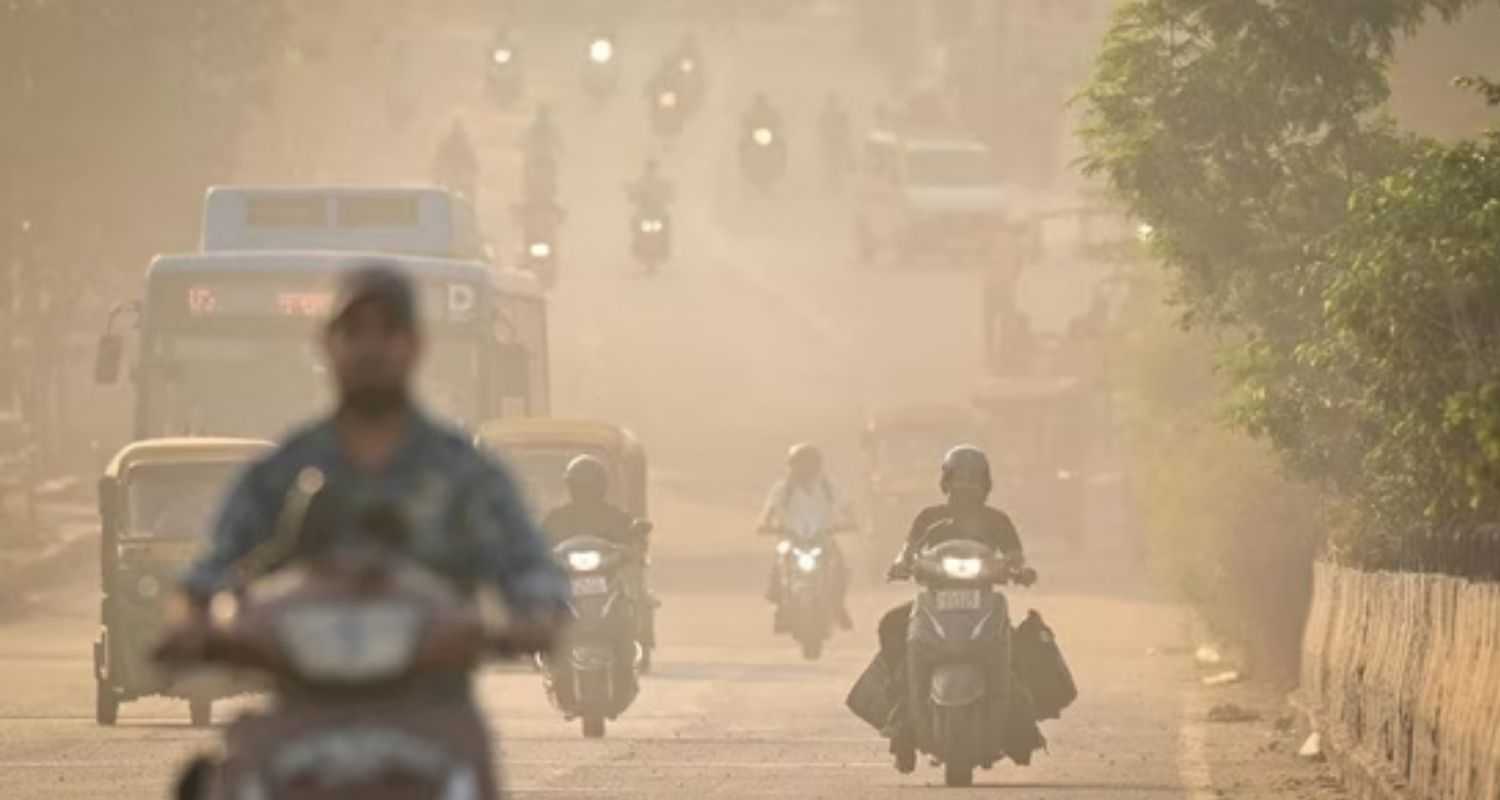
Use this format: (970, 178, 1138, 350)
(1081, 0, 1500, 576)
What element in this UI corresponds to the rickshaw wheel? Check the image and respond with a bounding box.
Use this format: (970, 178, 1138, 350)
(189, 699, 212, 728)
(95, 682, 118, 726)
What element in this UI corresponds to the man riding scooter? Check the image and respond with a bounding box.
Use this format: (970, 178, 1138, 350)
(542, 455, 658, 675)
(872, 446, 1046, 771)
(758, 444, 854, 633)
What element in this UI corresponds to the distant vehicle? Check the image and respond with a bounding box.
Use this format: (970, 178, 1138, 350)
(486, 31, 525, 108)
(853, 130, 1014, 267)
(94, 186, 550, 441)
(582, 30, 620, 101)
(94, 437, 272, 727)
(740, 123, 787, 189)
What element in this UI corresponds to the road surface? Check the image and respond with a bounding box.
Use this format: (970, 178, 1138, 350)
(0, 525, 1215, 799)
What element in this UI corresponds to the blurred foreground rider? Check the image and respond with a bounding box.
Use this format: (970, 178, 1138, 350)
(759, 443, 854, 630)
(178, 263, 570, 654)
(877, 447, 1025, 757)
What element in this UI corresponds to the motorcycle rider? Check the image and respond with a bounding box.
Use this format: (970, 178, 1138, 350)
(876, 445, 1026, 767)
(742, 92, 784, 140)
(541, 455, 653, 696)
(627, 158, 674, 214)
(432, 117, 481, 201)
(175, 263, 570, 654)
(758, 443, 854, 631)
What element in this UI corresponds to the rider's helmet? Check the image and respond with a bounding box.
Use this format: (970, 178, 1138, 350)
(564, 454, 610, 503)
(786, 443, 824, 481)
(940, 445, 992, 497)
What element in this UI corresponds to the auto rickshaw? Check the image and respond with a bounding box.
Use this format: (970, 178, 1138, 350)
(860, 404, 982, 582)
(475, 419, 654, 664)
(94, 437, 272, 727)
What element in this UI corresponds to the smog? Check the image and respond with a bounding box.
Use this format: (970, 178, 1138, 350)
(2, 2, 1499, 798)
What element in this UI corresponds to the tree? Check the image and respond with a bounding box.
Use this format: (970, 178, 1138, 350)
(1079, 0, 1500, 576)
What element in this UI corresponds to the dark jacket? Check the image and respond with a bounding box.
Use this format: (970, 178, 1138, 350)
(542, 500, 639, 548)
(899, 503, 1023, 562)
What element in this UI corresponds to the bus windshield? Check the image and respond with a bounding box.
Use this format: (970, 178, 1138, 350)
(145, 329, 483, 439)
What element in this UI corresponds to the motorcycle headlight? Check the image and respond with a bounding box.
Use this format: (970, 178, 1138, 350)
(567, 550, 603, 572)
(659, 91, 678, 108)
(795, 552, 819, 573)
(589, 39, 614, 63)
(640, 218, 663, 233)
(753, 128, 774, 146)
(679, 59, 695, 73)
(136, 574, 161, 599)
(1056, 468, 1076, 481)
(775, 540, 792, 556)
(492, 48, 513, 65)
(941, 557, 984, 580)
(529, 241, 552, 258)
(274, 602, 423, 683)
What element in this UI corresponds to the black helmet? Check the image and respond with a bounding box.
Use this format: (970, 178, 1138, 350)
(786, 442, 823, 473)
(564, 454, 609, 502)
(940, 445, 991, 496)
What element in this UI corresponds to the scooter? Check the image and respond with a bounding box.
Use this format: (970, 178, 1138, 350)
(762, 521, 849, 660)
(632, 206, 671, 274)
(485, 36, 524, 108)
(740, 124, 787, 190)
(156, 511, 541, 799)
(543, 524, 651, 739)
(893, 535, 1036, 787)
(581, 32, 620, 103)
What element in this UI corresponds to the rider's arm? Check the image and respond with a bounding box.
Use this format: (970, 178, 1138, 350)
(756, 481, 786, 532)
(463, 456, 571, 622)
(178, 457, 281, 604)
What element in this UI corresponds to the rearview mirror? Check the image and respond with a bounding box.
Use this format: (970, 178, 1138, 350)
(94, 334, 124, 385)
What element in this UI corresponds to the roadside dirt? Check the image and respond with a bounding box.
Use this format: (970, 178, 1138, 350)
(1200, 678, 1350, 799)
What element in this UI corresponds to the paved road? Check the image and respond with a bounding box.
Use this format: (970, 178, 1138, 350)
(0, 531, 1210, 799)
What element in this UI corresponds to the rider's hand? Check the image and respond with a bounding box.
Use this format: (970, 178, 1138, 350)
(886, 562, 912, 582)
(1016, 567, 1039, 587)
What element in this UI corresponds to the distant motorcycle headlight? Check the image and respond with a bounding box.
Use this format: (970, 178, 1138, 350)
(679, 59, 695, 73)
(640, 218, 664, 233)
(136, 574, 161, 599)
(589, 39, 614, 64)
(567, 550, 603, 572)
(529, 241, 552, 258)
(753, 128, 774, 146)
(492, 48, 513, 65)
(659, 91, 678, 109)
(941, 557, 984, 580)
(794, 548, 822, 573)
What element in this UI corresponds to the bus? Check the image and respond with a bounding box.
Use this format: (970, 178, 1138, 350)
(200, 185, 489, 261)
(95, 187, 548, 440)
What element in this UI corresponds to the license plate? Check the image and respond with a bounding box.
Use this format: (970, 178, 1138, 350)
(935, 589, 982, 611)
(571, 576, 609, 597)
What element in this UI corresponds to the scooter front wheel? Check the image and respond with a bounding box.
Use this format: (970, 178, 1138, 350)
(582, 715, 606, 738)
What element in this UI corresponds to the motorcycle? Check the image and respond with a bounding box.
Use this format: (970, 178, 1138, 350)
(739, 123, 787, 190)
(893, 535, 1036, 787)
(522, 233, 558, 289)
(155, 518, 539, 799)
(649, 86, 687, 139)
(762, 521, 848, 660)
(543, 525, 650, 738)
(632, 205, 671, 273)
(581, 32, 620, 102)
(485, 37, 524, 108)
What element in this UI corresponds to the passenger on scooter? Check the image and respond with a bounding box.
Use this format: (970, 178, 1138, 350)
(758, 443, 854, 631)
(876, 446, 1026, 754)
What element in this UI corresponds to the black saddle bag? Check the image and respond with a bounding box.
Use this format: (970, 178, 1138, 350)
(1011, 609, 1078, 720)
